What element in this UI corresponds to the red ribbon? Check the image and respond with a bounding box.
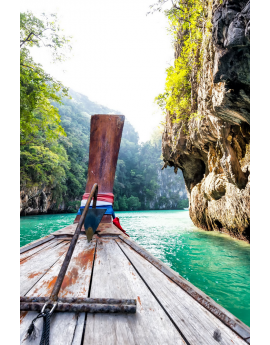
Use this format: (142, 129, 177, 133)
(113, 217, 129, 237)
(82, 192, 114, 203)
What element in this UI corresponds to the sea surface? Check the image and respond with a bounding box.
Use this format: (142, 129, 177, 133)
(20, 210, 250, 326)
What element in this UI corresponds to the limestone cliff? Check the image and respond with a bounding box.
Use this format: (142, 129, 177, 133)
(162, 0, 250, 241)
(20, 187, 80, 215)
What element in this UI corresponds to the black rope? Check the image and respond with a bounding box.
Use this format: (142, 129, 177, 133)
(39, 309, 50, 345)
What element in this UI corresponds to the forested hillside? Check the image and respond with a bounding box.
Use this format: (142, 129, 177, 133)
(21, 88, 188, 214)
(60, 91, 188, 211)
(114, 122, 187, 211)
(20, 11, 188, 215)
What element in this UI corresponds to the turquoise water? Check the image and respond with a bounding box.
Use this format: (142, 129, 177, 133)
(20, 210, 250, 326)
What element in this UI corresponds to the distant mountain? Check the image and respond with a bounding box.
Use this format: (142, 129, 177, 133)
(68, 89, 123, 117)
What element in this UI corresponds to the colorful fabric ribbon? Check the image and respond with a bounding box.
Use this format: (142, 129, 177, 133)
(78, 192, 115, 217)
(82, 192, 114, 203)
(76, 192, 128, 236)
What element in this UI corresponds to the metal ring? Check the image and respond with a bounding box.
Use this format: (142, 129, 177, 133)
(41, 301, 58, 315)
(41, 301, 49, 313)
(49, 302, 58, 315)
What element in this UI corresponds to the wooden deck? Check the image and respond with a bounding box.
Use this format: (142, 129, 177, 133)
(20, 223, 250, 344)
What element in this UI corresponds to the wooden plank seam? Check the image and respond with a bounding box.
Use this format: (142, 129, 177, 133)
(20, 239, 66, 263)
(114, 239, 191, 345)
(21, 241, 70, 297)
(82, 238, 186, 345)
(79, 238, 98, 345)
(20, 235, 55, 254)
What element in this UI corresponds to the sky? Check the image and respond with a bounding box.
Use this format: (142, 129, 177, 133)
(20, 0, 174, 142)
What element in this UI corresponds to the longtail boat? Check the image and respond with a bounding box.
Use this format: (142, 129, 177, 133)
(20, 114, 250, 344)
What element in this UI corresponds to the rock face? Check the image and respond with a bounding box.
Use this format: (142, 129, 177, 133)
(20, 187, 80, 215)
(162, 0, 250, 241)
(212, 0, 250, 125)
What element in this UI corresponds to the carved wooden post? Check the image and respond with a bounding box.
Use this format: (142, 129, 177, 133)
(74, 114, 125, 223)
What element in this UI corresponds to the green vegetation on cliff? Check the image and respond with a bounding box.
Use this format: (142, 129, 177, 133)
(153, 0, 211, 125)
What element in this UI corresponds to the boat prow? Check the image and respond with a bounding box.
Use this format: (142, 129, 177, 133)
(20, 115, 250, 344)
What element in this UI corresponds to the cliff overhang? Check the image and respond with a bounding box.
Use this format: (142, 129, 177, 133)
(162, 0, 250, 242)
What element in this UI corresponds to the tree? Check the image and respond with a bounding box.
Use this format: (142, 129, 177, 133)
(177, 199, 189, 209)
(127, 196, 141, 210)
(113, 120, 188, 211)
(119, 196, 128, 211)
(20, 11, 72, 204)
(20, 11, 71, 146)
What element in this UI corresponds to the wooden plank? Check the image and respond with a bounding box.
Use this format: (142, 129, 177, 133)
(20, 235, 55, 254)
(20, 238, 63, 262)
(51, 236, 74, 241)
(96, 222, 127, 236)
(20, 238, 96, 345)
(52, 224, 77, 236)
(83, 238, 186, 345)
(51, 222, 127, 238)
(20, 241, 70, 296)
(117, 240, 247, 345)
(119, 235, 250, 342)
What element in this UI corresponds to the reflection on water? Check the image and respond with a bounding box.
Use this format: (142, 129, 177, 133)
(20, 210, 250, 326)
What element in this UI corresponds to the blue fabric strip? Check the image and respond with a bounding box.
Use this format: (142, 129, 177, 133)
(77, 205, 115, 219)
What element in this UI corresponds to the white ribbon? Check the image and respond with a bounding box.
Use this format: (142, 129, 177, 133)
(80, 200, 113, 207)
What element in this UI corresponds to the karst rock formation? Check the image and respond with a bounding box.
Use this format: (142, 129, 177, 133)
(162, 0, 250, 241)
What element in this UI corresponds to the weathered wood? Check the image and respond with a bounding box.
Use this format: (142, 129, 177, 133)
(119, 235, 250, 342)
(20, 238, 96, 345)
(20, 241, 70, 296)
(20, 235, 55, 254)
(20, 228, 250, 344)
(96, 222, 127, 237)
(74, 115, 125, 224)
(51, 224, 77, 236)
(50, 184, 98, 302)
(83, 238, 186, 345)
(117, 239, 247, 345)
(20, 239, 63, 262)
(85, 115, 124, 194)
